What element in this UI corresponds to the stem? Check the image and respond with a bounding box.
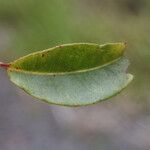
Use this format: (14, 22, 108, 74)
(0, 62, 10, 69)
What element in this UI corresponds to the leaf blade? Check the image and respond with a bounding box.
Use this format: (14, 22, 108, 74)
(9, 42, 126, 74)
(8, 57, 133, 106)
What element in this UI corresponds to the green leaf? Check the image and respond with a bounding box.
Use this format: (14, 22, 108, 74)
(7, 43, 133, 106)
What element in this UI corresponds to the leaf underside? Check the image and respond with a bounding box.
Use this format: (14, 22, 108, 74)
(8, 43, 133, 106)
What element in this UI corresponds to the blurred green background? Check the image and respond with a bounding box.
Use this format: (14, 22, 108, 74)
(0, 0, 150, 150)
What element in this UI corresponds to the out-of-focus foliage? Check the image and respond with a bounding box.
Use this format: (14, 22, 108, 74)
(0, 0, 150, 150)
(0, 0, 72, 54)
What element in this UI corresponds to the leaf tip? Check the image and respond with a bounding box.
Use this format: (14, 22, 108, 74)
(124, 41, 127, 47)
(127, 73, 134, 85)
(100, 42, 127, 58)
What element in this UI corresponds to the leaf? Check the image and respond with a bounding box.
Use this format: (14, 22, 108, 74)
(7, 43, 133, 106)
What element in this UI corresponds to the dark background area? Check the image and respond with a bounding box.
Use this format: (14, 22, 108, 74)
(0, 0, 150, 150)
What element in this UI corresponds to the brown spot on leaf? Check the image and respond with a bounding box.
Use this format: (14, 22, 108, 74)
(41, 54, 45, 57)
(59, 45, 63, 48)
